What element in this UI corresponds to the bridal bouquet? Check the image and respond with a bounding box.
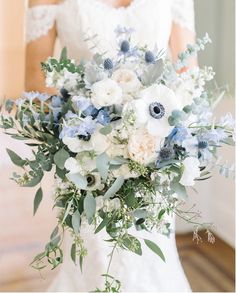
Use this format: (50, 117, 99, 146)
(1, 27, 235, 292)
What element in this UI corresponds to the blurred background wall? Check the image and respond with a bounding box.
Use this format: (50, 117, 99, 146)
(0, 0, 26, 99)
(0, 0, 235, 246)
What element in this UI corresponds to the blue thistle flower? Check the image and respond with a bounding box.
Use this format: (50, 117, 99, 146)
(104, 58, 113, 70)
(145, 51, 155, 63)
(159, 146, 175, 161)
(120, 40, 130, 53)
(198, 140, 208, 149)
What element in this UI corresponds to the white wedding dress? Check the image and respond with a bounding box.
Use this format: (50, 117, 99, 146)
(1, 0, 196, 291)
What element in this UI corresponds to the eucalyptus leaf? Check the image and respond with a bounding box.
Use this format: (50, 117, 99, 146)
(66, 172, 88, 189)
(170, 181, 187, 200)
(104, 176, 124, 199)
(60, 47, 68, 62)
(84, 193, 96, 220)
(95, 216, 110, 234)
(96, 152, 110, 180)
(122, 234, 142, 256)
(54, 149, 70, 170)
(141, 59, 164, 86)
(33, 187, 43, 216)
(144, 239, 165, 262)
(72, 210, 81, 234)
(24, 171, 44, 187)
(99, 124, 112, 135)
(6, 148, 26, 167)
(71, 243, 76, 264)
(133, 209, 148, 219)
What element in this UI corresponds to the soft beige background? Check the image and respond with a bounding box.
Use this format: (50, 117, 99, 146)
(0, 0, 235, 247)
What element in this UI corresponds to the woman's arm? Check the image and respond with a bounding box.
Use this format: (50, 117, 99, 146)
(169, 23, 198, 71)
(169, 0, 197, 71)
(25, 0, 58, 93)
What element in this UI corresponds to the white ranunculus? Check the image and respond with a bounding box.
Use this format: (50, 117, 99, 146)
(64, 157, 81, 174)
(112, 164, 139, 179)
(133, 84, 181, 137)
(127, 128, 162, 165)
(91, 78, 123, 108)
(180, 157, 201, 186)
(112, 69, 141, 94)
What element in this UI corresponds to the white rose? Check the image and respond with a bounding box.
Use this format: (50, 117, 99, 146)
(128, 128, 162, 165)
(180, 157, 201, 186)
(112, 69, 141, 94)
(64, 157, 81, 174)
(91, 78, 123, 108)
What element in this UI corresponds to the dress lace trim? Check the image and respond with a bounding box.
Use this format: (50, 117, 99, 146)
(26, 5, 58, 43)
(171, 0, 195, 32)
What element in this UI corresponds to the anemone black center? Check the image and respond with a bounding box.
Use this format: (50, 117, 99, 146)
(149, 102, 165, 119)
(86, 174, 96, 187)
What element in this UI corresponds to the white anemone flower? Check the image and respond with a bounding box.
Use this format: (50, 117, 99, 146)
(133, 84, 181, 137)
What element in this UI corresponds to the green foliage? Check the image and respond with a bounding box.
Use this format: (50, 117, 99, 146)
(54, 149, 70, 170)
(6, 149, 26, 167)
(144, 239, 165, 262)
(104, 177, 124, 199)
(96, 152, 110, 180)
(84, 193, 96, 221)
(33, 187, 43, 215)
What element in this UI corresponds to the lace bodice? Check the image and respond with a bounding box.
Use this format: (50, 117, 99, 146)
(27, 0, 195, 61)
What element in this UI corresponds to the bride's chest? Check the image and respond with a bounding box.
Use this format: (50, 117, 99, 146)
(56, 0, 173, 59)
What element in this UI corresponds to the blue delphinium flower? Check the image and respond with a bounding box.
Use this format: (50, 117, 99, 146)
(114, 26, 135, 37)
(65, 110, 78, 120)
(219, 113, 235, 129)
(72, 96, 91, 112)
(51, 96, 63, 108)
(60, 116, 96, 139)
(83, 105, 99, 118)
(77, 116, 96, 136)
(37, 93, 50, 102)
(145, 51, 155, 63)
(23, 91, 38, 104)
(96, 109, 110, 126)
(59, 125, 80, 139)
(167, 126, 190, 145)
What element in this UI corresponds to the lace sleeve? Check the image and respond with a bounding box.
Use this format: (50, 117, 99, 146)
(26, 5, 58, 43)
(171, 0, 195, 32)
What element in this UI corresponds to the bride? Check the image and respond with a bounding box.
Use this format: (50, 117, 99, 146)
(24, 0, 197, 291)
